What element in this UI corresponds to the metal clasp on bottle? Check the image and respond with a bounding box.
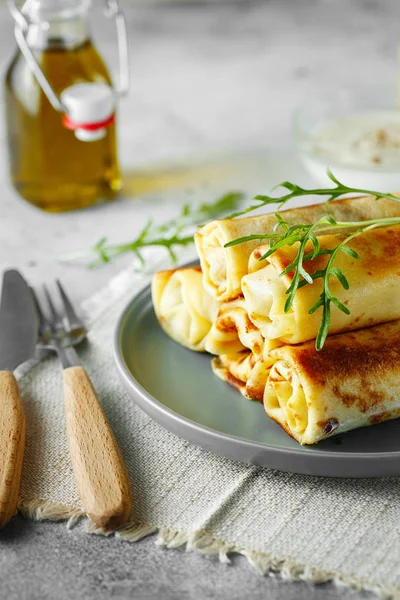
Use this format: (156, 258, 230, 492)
(7, 0, 129, 116)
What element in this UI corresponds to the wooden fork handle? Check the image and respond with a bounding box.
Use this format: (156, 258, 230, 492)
(63, 366, 132, 530)
(0, 371, 25, 529)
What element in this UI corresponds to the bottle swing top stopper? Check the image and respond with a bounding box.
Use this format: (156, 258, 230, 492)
(61, 83, 115, 142)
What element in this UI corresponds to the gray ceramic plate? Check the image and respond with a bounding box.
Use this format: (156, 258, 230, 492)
(114, 273, 400, 478)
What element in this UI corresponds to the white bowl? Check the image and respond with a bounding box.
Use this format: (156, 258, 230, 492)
(292, 89, 400, 191)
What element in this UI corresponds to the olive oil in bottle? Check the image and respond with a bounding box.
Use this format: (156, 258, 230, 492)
(5, 1, 126, 212)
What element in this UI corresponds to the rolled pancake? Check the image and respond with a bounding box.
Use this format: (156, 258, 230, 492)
(262, 320, 400, 444)
(205, 297, 268, 358)
(195, 194, 400, 302)
(211, 352, 257, 398)
(152, 266, 220, 351)
(242, 224, 400, 344)
(211, 352, 270, 402)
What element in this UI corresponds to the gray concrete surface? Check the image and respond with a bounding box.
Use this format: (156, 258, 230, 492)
(1, 517, 375, 600)
(0, 0, 398, 598)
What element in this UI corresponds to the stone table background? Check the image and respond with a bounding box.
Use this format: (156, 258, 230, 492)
(0, 1, 398, 598)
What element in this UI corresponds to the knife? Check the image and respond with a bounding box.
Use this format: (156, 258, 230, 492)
(0, 270, 37, 528)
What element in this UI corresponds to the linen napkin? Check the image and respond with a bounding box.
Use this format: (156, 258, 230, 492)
(16, 259, 400, 600)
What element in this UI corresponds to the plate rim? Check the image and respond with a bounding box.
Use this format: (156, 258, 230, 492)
(113, 263, 400, 476)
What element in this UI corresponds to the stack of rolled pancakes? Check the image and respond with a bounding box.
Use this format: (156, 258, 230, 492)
(152, 194, 400, 445)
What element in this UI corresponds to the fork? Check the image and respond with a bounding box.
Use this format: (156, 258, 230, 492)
(31, 282, 132, 531)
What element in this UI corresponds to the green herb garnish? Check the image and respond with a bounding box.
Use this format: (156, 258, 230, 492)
(223, 169, 400, 219)
(58, 191, 244, 268)
(225, 171, 400, 350)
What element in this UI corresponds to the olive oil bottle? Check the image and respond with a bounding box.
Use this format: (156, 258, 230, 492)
(5, 0, 127, 212)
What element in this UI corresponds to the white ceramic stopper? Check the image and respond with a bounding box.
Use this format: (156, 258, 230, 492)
(61, 82, 115, 142)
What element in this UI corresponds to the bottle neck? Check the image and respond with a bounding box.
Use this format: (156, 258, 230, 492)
(20, 0, 91, 50)
(26, 15, 90, 50)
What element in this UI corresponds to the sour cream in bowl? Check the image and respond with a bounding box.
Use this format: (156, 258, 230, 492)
(293, 89, 400, 190)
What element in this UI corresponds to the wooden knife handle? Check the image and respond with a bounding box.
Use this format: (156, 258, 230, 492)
(63, 366, 132, 530)
(0, 371, 25, 529)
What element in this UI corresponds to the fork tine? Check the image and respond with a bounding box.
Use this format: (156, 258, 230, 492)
(43, 285, 62, 329)
(31, 287, 52, 336)
(56, 280, 84, 329)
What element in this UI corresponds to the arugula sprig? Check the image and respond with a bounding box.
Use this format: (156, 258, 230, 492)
(226, 208, 400, 350)
(59, 191, 244, 268)
(223, 170, 400, 219)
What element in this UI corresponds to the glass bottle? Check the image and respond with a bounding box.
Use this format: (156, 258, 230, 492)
(4, 0, 127, 212)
